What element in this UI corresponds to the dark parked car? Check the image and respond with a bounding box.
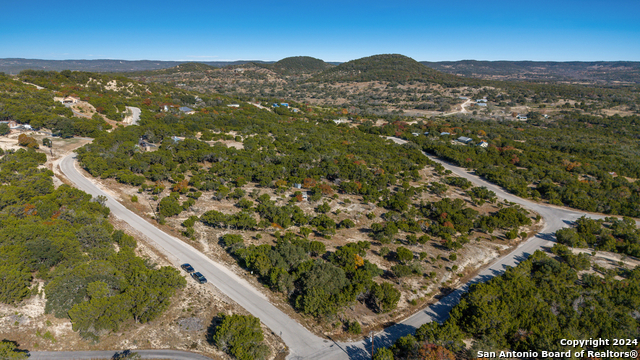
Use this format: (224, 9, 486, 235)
(191, 272, 207, 284)
(181, 263, 195, 273)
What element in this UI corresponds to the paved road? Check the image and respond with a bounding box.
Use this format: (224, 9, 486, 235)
(60, 154, 329, 359)
(59, 133, 608, 359)
(22, 81, 45, 90)
(124, 106, 141, 125)
(64, 103, 92, 119)
(30, 349, 214, 360)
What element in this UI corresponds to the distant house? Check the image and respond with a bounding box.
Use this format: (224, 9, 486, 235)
(440, 132, 451, 136)
(280, 103, 289, 108)
(227, 104, 240, 108)
(478, 140, 489, 148)
(292, 108, 299, 113)
(272, 103, 280, 108)
(179, 106, 195, 115)
(0, 120, 17, 128)
(476, 99, 487, 103)
(458, 96, 468, 100)
(412, 132, 420, 137)
(456, 136, 473, 144)
(11, 124, 32, 131)
(62, 96, 79, 104)
(139, 139, 157, 152)
(543, 114, 549, 119)
(424, 131, 429, 135)
(476, 103, 487, 107)
(293, 183, 302, 189)
(171, 136, 182, 143)
(333, 119, 349, 125)
(516, 114, 528, 120)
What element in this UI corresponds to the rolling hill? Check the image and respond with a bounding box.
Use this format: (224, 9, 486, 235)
(310, 54, 460, 84)
(133, 62, 219, 76)
(421, 60, 640, 83)
(0, 58, 270, 74)
(270, 56, 333, 74)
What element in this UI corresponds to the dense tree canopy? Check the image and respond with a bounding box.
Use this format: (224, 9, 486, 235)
(364, 113, 640, 217)
(379, 251, 640, 358)
(0, 149, 185, 340)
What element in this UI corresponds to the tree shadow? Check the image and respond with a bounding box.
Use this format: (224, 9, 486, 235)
(0, 339, 29, 357)
(536, 231, 557, 241)
(112, 349, 139, 359)
(205, 314, 224, 345)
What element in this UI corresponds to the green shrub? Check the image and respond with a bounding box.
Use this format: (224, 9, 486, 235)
(212, 313, 269, 360)
(370, 282, 400, 313)
(347, 320, 362, 334)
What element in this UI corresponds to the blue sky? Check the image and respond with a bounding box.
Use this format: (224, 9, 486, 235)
(1, 0, 638, 62)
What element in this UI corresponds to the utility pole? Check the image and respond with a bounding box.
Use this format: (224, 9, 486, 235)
(370, 331, 374, 360)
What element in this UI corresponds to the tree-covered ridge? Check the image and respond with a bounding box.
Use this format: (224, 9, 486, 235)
(310, 54, 459, 84)
(8, 70, 243, 137)
(17, 69, 187, 121)
(0, 73, 111, 137)
(139, 62, 219, 75)
(378, 251, 640, 359)
(0, 149, 185, 340)
(421, 60, 640, 84)
(271, 56, 333, 74)
(363, 112, 640, 217)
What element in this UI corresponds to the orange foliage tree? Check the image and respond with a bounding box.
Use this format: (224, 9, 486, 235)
(318, 183, 334, 195)
(303, 178, 317, 188)
(18, 134, 39, 149)
(418, 344, 455, 360)
(172, 179, 189, 193)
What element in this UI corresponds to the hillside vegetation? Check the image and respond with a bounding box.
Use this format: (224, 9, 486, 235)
(0, 150, 185, 341)
(271, 56, 332, 74)
(310, 54, 459, 84)
(422, 60, 640, 83)
(376, 251, 640, 359)
(141, 62, 219, 76)
(365, 111, 640, 219)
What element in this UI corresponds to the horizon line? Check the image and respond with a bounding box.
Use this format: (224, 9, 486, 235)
(1, 56, 639, 63)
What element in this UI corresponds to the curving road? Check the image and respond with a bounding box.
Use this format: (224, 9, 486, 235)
(443, 98, 473, 116)
(57, 134, 608, 359)
(124, 106, 141, 125)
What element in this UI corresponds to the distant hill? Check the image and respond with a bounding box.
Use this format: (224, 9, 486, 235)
(310, 54, 458, 84)
(0, 58, 271, 74)
(135, 62, 220, 76)
(421, 60, 640, 83)
(271, 56, 333, 74)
